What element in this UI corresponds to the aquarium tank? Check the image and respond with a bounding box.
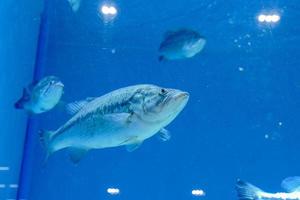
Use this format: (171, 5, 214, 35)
(1, 0, 300, 200)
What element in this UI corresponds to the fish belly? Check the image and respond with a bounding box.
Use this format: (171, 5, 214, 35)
(51, 114, 162, 152)
(89, 120, 161, 148)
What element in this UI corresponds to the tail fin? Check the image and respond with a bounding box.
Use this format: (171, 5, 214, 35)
(14, 88, 30, 109)
(14, 99, 24, 109)
(236, 179, 263, 200)
(39, 130, 55, 162)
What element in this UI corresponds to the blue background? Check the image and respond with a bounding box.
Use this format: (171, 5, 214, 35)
(6, 0, 300, 199)
(0, 0, 41, 198)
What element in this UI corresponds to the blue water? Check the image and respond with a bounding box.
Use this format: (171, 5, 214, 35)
(14, 0, 300, 199)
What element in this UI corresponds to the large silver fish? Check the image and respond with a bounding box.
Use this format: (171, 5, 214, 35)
(158, 29, 206, 61)
(236, 177, 300, 200)
(40, 84, 189, 163)
(15, 76, 64, 114)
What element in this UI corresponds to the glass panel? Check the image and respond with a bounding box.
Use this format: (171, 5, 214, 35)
(15, 0, 300, 199)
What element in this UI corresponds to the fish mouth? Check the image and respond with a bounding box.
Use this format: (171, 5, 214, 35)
(163, 91, 189, 106)
(54, 82, 64, 88)
(174, 92, 189, 101)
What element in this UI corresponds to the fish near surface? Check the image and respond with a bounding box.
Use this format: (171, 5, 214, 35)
(40, 84, 189, 163)
(236, 177, 300, 200)
(158, 29, 206, 61)
(15, 76, 64, 114)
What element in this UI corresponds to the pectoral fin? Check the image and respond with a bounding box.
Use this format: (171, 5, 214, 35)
(157, 128, 171, 141)
(126, 141, 143, 152)
(281, 177, 300, 192)
(68, 147, 89, 164)
(102, 113, 134, 126)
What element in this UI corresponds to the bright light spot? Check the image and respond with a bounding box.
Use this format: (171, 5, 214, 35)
(101, 5, 117, 15)
(101, 6, 110, 15)
(238, 67, 244, 72)
(271, 14, 280, 22)
(258, 14, 266, 22)
(0, 184, 6, 188)
(257, 13, 280, 23)
(278, 121, 283, 126)
(265, 15, 273, 22)
(107, 188, 120, 195)
(110, 6, 117, 15)
(0, 166, 9, 171)
(265, 134, 269, 139)
(9, 184, 18, 188)
(192, 189, 205, 196)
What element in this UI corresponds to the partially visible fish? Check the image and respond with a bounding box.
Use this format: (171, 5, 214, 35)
(15, 76, 64, 114)
(68, 0, 81, 12)
(236, 177, 300, 200)
(40, 84, 189, 163)
(158, 29, 206, 61)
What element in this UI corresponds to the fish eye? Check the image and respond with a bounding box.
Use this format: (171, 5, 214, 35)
(161, 88, 166, 94)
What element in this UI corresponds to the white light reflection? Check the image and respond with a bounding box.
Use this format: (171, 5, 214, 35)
(192, 189, 205, 196)
(107, 188, 120, 195)
(271, 14, 280, 22)
(258, 14, 266, 22)
(265, 15, 273, 22)
(257, 14, 280, 23)
(99, 4, 118, 23)
(9, 184, 18, 188)
(0, 166, 9, 171)
(101, 5, 117, 16)
(238, 67, 244, 72)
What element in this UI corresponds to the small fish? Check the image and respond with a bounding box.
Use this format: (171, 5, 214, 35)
(15, 76, 64, 114)
(158, 29, 206, 61)
(68, 0, 81, 12)
(40, 84, 189, 163)
(236, 177, 300, 200)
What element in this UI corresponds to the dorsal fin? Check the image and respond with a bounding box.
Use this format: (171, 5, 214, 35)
(281, 177, 300, 192)
(164, 30, 177, 39)
(163, 28, 193, 39)
(65, 97, 95, 115)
